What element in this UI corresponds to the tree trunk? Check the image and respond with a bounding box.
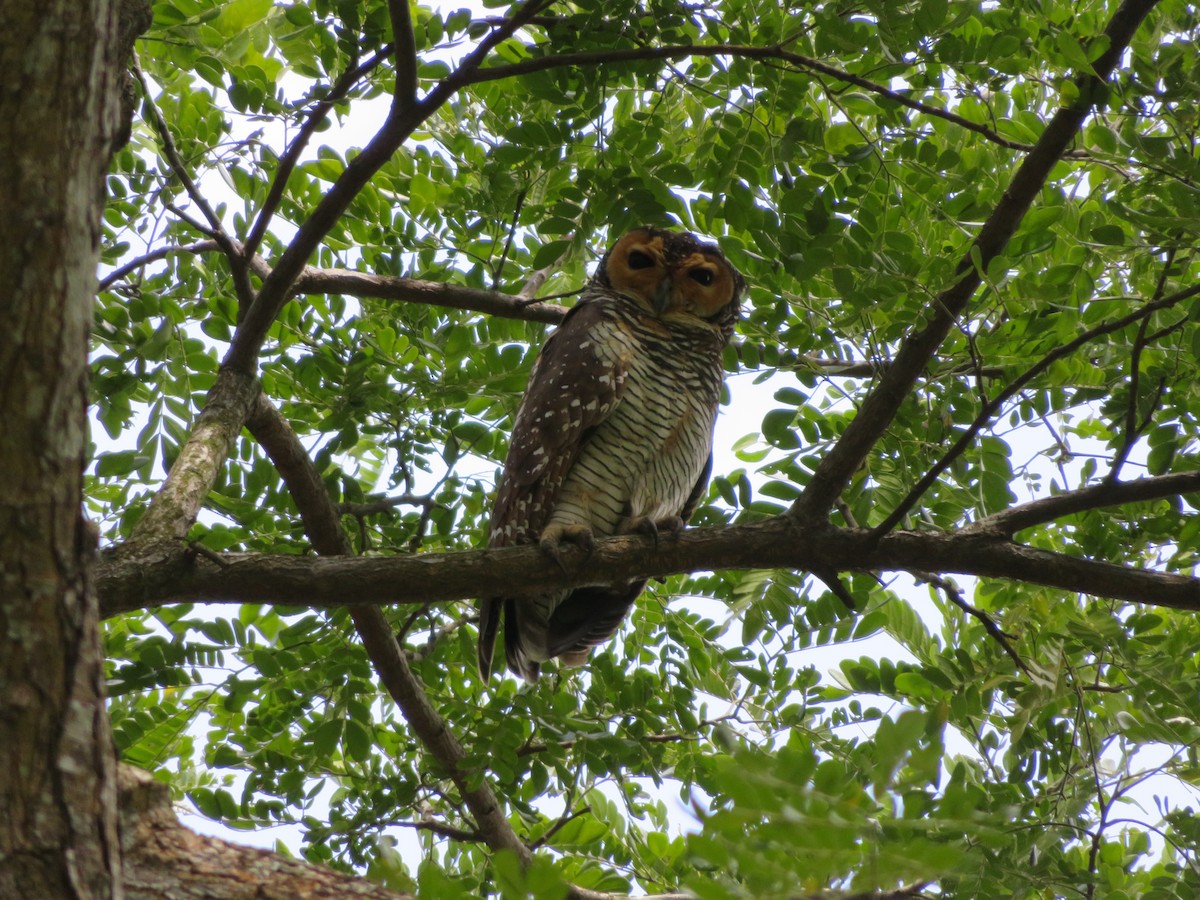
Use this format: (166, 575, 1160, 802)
(0, 0, 146, 895)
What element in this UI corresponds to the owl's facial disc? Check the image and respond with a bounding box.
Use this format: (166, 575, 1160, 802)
(605, 228, 738, 323)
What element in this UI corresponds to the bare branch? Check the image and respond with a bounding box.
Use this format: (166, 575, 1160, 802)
(793, 0, 1159, 523)
(295, 266, 568, 324)
(384, 817, 482, 843)
(338, 493, 440, 517)
(294, 265, 1007, 377)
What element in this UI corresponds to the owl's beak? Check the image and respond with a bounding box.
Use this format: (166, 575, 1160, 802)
(653, 276, 674, 314)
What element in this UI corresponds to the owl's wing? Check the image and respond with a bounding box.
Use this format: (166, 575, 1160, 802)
(487, 299, 629, 547)
(478, 298, 631, 680)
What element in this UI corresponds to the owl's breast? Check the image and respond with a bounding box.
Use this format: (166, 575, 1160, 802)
(546, 311, 723, 535)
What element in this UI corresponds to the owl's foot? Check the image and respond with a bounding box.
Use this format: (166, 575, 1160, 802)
(622, 514, 686, 548)
(539, 523, 595, 572)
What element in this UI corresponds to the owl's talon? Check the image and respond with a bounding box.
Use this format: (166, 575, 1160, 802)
(624, 515, 686, 548)
(539, 523, 595, 572)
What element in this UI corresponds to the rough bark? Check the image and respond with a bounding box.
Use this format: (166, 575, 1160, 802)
(97, 502, 1200, 619)
(0, 0, 148, 896)
(118, 767, 410, 900)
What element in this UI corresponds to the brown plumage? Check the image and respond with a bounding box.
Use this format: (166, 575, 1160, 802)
(478, 227, 745, 683)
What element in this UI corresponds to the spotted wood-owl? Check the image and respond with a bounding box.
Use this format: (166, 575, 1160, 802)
(478, 227, 745, 683)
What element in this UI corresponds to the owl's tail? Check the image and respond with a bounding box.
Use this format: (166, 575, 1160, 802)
(476, 598, 501, 683)
(481, 583, 646, 684)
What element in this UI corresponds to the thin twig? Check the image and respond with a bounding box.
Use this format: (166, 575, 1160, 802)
(134, 62, 255, 309)
(98, 240, 220, 291)
(915, 571, 1029, 675)
(1108, 247, 1177, 482)
(492, 188, 528, 291)
(529, 806, 591, 851)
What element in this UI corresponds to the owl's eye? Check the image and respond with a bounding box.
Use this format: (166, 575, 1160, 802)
(689, 267, 716, 286)
(627, 249, 655, 269)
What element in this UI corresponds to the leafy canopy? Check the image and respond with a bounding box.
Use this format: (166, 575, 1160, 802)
(97, 0, 1200, 897)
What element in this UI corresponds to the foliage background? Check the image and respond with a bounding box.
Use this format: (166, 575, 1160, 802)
(95, 0, 1200, 896)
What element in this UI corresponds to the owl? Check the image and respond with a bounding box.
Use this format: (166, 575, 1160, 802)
(477, 227, 745, 683)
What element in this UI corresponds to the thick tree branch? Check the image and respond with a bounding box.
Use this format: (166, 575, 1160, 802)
(129, 367, 259, 543)
(792, 0, 1158, 523)
(98, 515, 1200, 618)
(119, 766, 409, 899)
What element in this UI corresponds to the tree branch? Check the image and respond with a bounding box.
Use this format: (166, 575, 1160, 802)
(129, 366, 260, 543)
(388, 0, 418, 111)
(872, 280, 1200, 537)
(119, 766, 410, 899)
(242, 46, 395, 261)
(134, 62, 255, 310)
(915, 571, 1029, 674)
(98, 240, 221, 292)
(294, 264, 1006, 377)
(338, 493, 440, 517)
(295, 265, 568, 323)
(792, 0, 1159, 523)
(384, 817, 482, 842)
(98, 515, 1200, 618)
(964, 471, 1200, 538)
(244, 394, 531, 864)
(226, 0, 553, 373)
(457, 44, 1087, 158)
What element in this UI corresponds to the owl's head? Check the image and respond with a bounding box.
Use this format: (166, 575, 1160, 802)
(594, 227, 745, 338)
